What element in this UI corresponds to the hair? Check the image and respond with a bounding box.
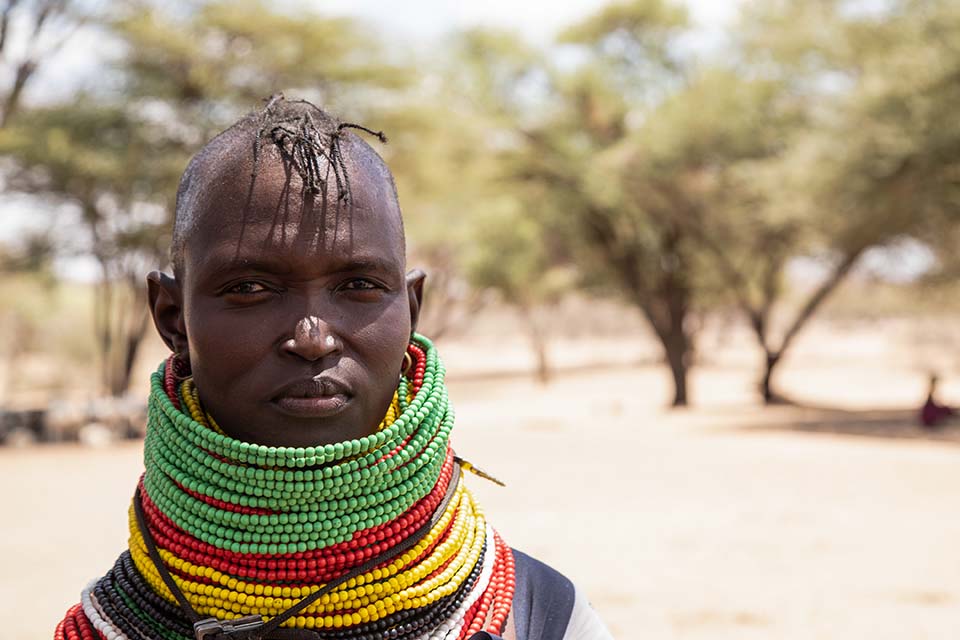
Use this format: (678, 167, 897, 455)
(170, 95, 399, 276)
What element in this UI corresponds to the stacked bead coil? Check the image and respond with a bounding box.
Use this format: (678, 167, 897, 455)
(56, 335, 515, 640)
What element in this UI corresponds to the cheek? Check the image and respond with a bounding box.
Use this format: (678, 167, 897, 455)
(352, 306, 412, 374)
(185, 303, 278, 378)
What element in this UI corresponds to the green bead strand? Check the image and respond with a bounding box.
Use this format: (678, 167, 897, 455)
(141, 335, 456, 554)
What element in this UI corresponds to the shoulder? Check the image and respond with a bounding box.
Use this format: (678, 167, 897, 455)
(512, 548, 576, 616)
(509, 548, 614, 640)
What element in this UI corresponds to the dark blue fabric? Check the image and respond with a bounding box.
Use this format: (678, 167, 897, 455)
(510, 549, 576, 639)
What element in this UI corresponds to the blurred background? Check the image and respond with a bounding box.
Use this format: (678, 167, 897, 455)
(1, 0, 959, 638)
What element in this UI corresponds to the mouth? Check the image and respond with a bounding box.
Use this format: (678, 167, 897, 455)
(272, 376, 352, 418)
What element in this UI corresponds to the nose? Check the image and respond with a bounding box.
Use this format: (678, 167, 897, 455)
(281, 315, 342, 362)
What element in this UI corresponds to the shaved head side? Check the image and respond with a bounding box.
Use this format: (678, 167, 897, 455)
(171, 116, 256, 275)
(170, 98, 403, 277)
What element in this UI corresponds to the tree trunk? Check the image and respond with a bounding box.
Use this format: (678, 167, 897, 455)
(575, 203, 693, 406)
(0, 59, 35, 127)
(664, 333, 689, 407)
(111, 311, 147, 396)
(631, 267, 693, 406)
(532, 333, 550, 385)
(641, 298, 692, 407)
(760, 351, 781, 404)
(517, 304, 550, 384)
(756, 247, 865, 404)
(93, 277, 113, 396)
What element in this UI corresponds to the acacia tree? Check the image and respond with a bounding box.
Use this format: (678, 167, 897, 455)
(703, 0, 960, 402)
(521, 0, 960, 405)
(0, 104, 184, 395)
(498, 0, 800, 406)
(381, 28, 562, 353)
(0, 0, 79, 127)
(465, 200, 572, 383)
(508, 0, 725, 406)
(109, 0, 409, 132)
(632, 66, 819, 405)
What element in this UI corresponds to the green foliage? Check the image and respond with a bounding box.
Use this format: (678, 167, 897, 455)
(558, 0, 688, 78)
(1, 0, 959, 403)
(499, 0, 960, 403)
(0, 0, 78, 128)
(637, 69, 794, 165)
(560, 0, 687, 43)
(465, 199, 573, 308)
(0, 102, 184, 208)
(110, 0, 409, 125)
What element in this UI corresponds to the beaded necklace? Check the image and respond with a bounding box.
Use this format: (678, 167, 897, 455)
(56, 335, 515, 640)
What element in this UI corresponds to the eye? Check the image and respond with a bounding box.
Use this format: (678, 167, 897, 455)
(336, 278, 388, 299)
(223, 281, 272, 295)
(340, 279, 381, 291)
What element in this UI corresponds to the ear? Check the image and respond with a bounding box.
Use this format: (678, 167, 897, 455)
(405, 268, 426, 336)
(147, 270, 189, 360)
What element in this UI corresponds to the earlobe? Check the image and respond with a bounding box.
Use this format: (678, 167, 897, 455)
(405, 268, 426, 336)
(147, 271, 189, 358)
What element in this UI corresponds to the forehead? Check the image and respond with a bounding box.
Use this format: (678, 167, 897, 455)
(181, 141, 404, 277)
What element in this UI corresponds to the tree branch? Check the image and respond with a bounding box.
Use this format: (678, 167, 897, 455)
(772, 245, 866, 359)
(0, 0, 22, 58)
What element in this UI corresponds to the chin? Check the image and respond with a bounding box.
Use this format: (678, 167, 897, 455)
(214, 404, 375, 448)
(261, 416, 369, 448)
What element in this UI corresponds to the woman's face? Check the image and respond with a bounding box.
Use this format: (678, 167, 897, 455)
(150, 147, 423, 447)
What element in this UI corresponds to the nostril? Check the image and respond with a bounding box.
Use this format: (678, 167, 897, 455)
(282, 316, 342, 361)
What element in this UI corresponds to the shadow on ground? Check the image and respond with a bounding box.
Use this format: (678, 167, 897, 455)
(738, 405, 960, 445)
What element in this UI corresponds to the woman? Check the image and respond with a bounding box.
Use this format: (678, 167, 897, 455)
(56, 96, 611, 640)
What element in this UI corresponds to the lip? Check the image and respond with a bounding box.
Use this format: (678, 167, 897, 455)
(272, 376, 352, 418)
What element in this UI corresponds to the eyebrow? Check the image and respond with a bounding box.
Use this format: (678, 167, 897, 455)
(197, 252, 402, 280)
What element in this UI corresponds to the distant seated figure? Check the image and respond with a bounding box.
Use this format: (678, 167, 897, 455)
(920, 374, 954, 428)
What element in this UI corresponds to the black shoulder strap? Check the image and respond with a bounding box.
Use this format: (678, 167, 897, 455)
(509, 549, 576, 640)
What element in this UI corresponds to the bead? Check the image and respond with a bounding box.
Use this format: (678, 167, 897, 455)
(57, 335, 514, 640)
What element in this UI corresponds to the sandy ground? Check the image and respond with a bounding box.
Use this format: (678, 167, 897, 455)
(2, 333, 959, 639)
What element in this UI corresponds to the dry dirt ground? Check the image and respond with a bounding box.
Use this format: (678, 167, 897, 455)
(2, 332, 959, 639)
